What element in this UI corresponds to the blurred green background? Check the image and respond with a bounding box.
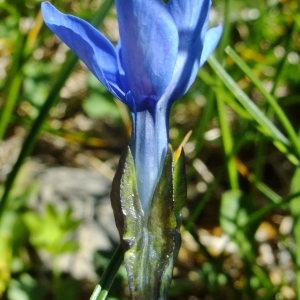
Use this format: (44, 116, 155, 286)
(0, 0, 300, 299)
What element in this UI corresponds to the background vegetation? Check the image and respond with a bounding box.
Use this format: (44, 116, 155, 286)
(0, 0, 300, 299)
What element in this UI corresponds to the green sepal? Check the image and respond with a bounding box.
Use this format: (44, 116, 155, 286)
(110, 146, 142, 251)
(110, 145, 187, 300)
(173, 149, 187, 223)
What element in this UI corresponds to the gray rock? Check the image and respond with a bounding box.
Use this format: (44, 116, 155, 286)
(35, 167, 119, 280)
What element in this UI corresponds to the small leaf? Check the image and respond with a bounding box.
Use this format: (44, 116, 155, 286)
(23, 204, 80, 255)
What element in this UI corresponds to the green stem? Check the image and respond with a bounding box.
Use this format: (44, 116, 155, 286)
(89, 245, 124, 300)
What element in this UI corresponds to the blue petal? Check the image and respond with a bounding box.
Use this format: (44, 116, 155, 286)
(41, 2, 125, 100)
(115, 0, 179, 106)
(166, 0, 212, 101)
(168, 0, 211, 42)
(115, 42, 130, 95)
(200, 24, 223, 67)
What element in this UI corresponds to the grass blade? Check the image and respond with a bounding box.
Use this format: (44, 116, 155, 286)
(216, 93, 239, 190)
(225, 46, 300, 156)
(208, 55, 299, 165)
(89, 245, 123, 300)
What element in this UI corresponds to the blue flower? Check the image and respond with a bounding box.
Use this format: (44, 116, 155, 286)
(41, 0, 222, 211)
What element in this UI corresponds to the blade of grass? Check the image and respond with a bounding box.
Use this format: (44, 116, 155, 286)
(208, 55, 289, 147)
(187, 71, 217, 180)
(0, 33, 25, 140)
(185, 132, 248, 231)
(191, 88, 216, 164)
(0, 74, 23, 140)
(199, 69, 251, 120)
(192, 67, 219, 160)
(0, 8, 44, 140)
(89, 245, 124, 300)
(290, 167, 300, 300)
(208, 55, 299, 165)
(186, 121, 288, 232)
(270, 22, 295, 95)
(185, 167, 224, 231)
(217, 0, 233, 61)
(0, 55, 78, 220)
(253, 23, 295, 184)
(245, 191, 300, 227)
(235, 157, 281, 204)
(216, 93, 239, 190)
(225, 46, 300, 157)
(0, 0, 114, 219)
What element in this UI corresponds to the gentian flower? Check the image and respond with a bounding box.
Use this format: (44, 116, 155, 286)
(41, 0, 222, 212)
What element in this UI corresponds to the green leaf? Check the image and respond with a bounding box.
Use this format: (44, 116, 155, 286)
(23, 204, 80, 255)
